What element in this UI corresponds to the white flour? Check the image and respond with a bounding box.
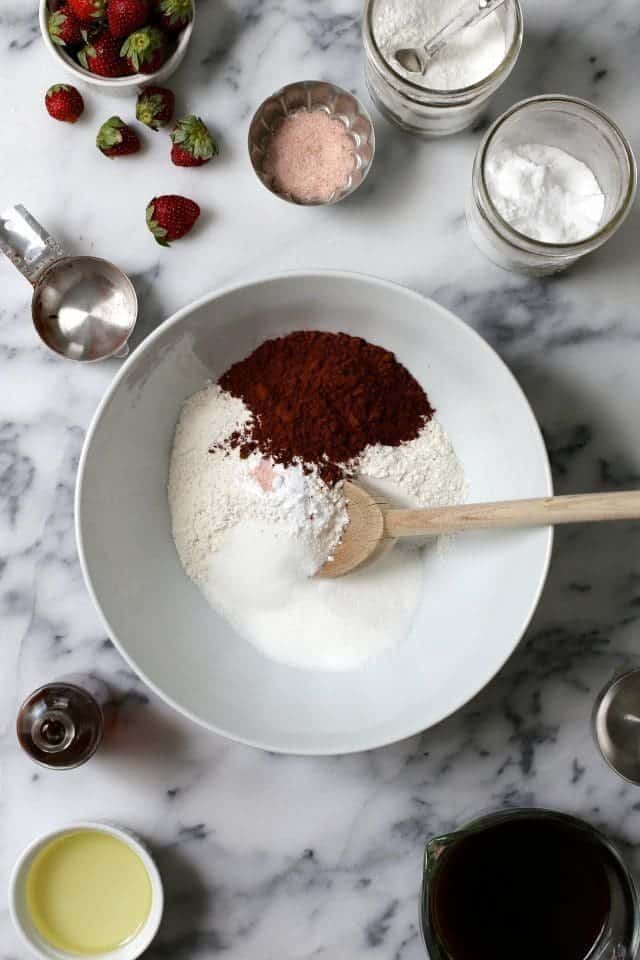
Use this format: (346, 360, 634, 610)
(485, 143, 605, 243)
(372, 0, 506, 91)
(357, 419, 466, 507)
(169, 382, 466, 672)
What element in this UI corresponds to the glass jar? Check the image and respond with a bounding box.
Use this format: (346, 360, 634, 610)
(362, 0, 523, 137)
(466, 95, 638, 275)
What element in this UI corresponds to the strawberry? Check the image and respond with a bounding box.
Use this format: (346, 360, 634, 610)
(97, 116, 141, 156)
(78, 32, 133, 76)
(68, 0, 106, 22)
(170, 115, 218, 167)
(108, 0, 150, 38)
(45, 83, 84, 122)
(136, 86, 174, 130)
(120, 25, 168, 74)
(156, 0, 192, 34)
(47, 4, 84, 47)
(146, 195, 200, 245)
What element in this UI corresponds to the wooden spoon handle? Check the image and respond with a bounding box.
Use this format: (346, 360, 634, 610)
(384, 491, 640, 539)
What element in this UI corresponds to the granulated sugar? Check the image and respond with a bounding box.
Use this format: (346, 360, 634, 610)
(205, 520, 426, 671)
(263, 110, 356, 203)
(372, 0, 506, 90)
(169, 382, 466, 672)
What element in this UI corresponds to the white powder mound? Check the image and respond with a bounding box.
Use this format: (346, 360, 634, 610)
(356, 419, 467, 508)
(169, 384, 347, 581)
(168, 382, 466, 672)
(204, 520, 424, 671)
(485, 143, 606, 244)
(372, 0, 506, 91)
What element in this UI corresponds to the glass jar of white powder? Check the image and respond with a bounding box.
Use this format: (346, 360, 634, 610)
(363, 0, 523, 137)
(467, 96, 638, 275)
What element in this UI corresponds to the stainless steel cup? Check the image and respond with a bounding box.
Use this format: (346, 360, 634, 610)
(248, 81, 375, 206)
(0, 205, 137, 362)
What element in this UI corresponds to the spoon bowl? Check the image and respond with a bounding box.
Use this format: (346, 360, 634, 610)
(317, 482, 388, 579)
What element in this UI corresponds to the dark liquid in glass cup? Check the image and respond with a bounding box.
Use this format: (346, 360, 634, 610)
(421, 809, 640, 960)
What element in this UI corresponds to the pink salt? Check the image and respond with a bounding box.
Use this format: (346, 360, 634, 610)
(251, 459, 276, 492)
(264, 109, 356, 202)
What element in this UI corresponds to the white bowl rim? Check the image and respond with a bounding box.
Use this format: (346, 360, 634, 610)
(9, 820, 164, 960)
(38, 0, 194, 89)
(75, 269, 553, 755)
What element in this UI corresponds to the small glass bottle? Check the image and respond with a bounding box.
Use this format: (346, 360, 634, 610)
(362, 0, 523, 137)
(17, 675, 110, 769)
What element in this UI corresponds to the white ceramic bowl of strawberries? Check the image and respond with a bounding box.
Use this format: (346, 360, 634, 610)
(39, 0, 194, 95)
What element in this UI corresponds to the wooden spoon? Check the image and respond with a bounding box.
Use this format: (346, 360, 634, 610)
(317, 482, 640, 579)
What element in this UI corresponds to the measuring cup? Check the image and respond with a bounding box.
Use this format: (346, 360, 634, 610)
(420, 808, 640, 960)
(0, 205, 137, 362)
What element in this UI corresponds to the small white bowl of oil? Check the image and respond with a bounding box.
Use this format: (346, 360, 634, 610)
(9, 821, 164, 960)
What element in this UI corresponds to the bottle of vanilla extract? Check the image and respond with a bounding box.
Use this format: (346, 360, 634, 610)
(17, 674, 110, 769)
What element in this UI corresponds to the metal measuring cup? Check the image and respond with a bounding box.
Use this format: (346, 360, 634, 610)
(593, 669, 640, 785)
(0, 205, 137, 362)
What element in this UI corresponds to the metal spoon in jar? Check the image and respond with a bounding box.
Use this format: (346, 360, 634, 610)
(318, 482, 640, 578)
(394, 0, 507, 76)
(0, 205, 137, 362)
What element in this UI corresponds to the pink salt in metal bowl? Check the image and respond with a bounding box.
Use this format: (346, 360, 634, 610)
(248, 80, 376, 206)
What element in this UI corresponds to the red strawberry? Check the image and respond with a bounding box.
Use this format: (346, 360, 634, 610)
(97, 116, 141, 156)
(78, 32, 133, 76)
(68, 0, 106, 22)
(156, 0, 192, 34)
(120, 25, 168, 74)
(47, 4, 84, 47)
(146, 195, 200, 245)
(45, 83, 84, 122)
(136, 86, 174, 130)
(170, 115, 218, 167)
(108, 0, 150, 38)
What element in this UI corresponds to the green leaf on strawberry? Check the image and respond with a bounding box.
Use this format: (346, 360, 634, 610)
(97, 116, 126, 150)
(120, 25, 166, 72)
(146, 202, 170, 247)
(170, 115, 217, 162)
(158, 0, 192, 29)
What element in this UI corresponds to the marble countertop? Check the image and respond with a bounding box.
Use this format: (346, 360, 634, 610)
(1, 0, 640, 956)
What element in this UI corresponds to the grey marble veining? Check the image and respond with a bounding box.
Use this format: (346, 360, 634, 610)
(1, 0, 640, 957)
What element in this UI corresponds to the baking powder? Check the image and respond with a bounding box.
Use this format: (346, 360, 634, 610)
(372, 0, 506, 90)
(484, 143, 606, 243)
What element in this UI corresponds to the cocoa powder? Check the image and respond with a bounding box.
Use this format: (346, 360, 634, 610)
(217, 330, 434, 484)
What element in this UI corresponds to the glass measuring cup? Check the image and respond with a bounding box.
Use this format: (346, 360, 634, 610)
(420, 808, 640, 960)
(0, 205, 137, 362)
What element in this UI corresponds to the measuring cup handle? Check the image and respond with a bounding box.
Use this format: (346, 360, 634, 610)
(0, 205, 64, 286)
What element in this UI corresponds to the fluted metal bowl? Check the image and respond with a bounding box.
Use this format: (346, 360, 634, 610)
(248, 80, 376, 206)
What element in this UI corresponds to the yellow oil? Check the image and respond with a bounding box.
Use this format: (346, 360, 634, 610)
(26, 829, 152, 956)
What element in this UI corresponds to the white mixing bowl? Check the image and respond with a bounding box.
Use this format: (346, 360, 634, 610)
(76, 272, 552, 754)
